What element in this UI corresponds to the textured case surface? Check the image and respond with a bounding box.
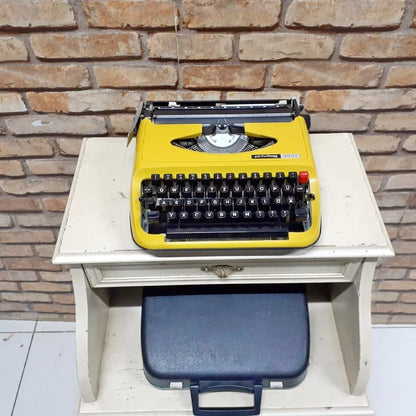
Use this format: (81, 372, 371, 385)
(141, 285, 310, 388)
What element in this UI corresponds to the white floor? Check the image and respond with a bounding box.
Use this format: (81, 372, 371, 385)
(0, 321, 415, 416)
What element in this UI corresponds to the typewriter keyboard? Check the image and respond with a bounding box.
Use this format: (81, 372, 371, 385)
(139, 172, 315, 241)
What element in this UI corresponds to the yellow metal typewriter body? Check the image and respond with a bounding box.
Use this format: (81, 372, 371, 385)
(129, 100, 321, 250)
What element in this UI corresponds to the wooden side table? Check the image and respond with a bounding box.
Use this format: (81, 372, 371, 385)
(53, 133, 393, 416)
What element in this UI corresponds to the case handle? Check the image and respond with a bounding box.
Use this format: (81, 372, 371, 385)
(200, 265, 243, 278)
(190, 382, 262, 416)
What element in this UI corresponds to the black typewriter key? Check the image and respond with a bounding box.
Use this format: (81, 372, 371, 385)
(244, 184, 255, 198)
(288, 171, 298, 184)
(251, 172, 260, 184)
(263, 172, 273, 183)
(207, 185, 217, 198)
(295, 185, 306, 200)
(188, 173, 198, 184)
(259, 197, 270, 209)
(256, 184, 267, 197)
(172, 199, 181, 211)
(276, 172, 285, 184)
(230, 210, 239, 219)
(287, 196, 296, 207)
(182, 185, 192, 198)
(219, 184, 229, 197)
(156, 185, 167, 197)
(179, 211, 189, 221)
(192, 211, 202, 220)
(232, 184, 242, 197)
(255, 210, 265, 220)
(169, 185, 180, 198)
(270, 184, 280, 197)
(142, 196, 156, 210)
(248, 197, 258, 211)
(197, 199, 207, 211)
(151, 173, 161, 185)
(213, 173, 223, 184)
(243, 210, 252, 219)
(194, 184, 205, 198)
(268, 210, 278, 219)
(176, 173, 185, 184)
(204, 211, 214, 220)
(238, 172, 248, 184)
(217, 210, 226, 219)
(201, 173, 210, 184)
(280, 209, 291, 222)
(210, 198, 221, 210)
(282, 183, 294, 196)
(157, 199, 169, 210)
(222, 197, 233, 210)
(163, 173, 173, 185)
(273, 196, 285, 209)
(167, 211, 177, 223)
(142, 186, 153, 197)
(226, 173, 235, 182)
(235, 197, 245, 209)
(184, 199, 194, 211)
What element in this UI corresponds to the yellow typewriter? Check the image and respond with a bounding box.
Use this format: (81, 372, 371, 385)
(129, 99, 321, 250)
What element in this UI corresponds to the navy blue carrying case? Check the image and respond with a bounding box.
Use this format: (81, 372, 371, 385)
(141, 284, 310, 416)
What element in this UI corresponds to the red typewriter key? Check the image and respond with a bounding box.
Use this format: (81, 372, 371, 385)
(299, 171, 309, 184)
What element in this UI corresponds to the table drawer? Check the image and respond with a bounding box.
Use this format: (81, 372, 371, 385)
(84, 259, 362, 287)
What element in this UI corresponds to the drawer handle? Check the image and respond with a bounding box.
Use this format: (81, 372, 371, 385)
(201, 265, 244, 278)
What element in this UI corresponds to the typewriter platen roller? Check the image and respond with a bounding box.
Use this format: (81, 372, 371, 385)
(129, 99, 321, 250)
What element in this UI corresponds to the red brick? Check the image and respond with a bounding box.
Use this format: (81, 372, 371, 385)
(375, 268, 407, 280)
(182, 65, 266, 90)
(271, 63, 382, 87)
(109, 114, 134, 134)
(309, 113, 371, 132)
(399, 225, 416, 240)
(226, 91, 302, 101)
(83, 0, 178, 29)
(0, 282, 19, 291)
(34, 245, 55, 257)
(0, 270, 38, 281)
(0, 161, 25, 177)
(0, 230, 55, 244)
(95, 65, 177, 88)
(0, 302, 29, 312)
(16, 213, 63, 227)
(402, 210, 416, 224)
(40, 271, 72, 282)
(31, 32, 141, 60)
(379, 280, 416, 291)
(375, 112, 416, 131)
(392, 240, 416, 254)
(21, 282, 71, 292)
(240, 34, 334, 61)
(26, 159, 77, 175)
(375, 193, 409, 208)
(341, 34, 416, 59)
(52, 293, 75, 304)
(391, 315, 416, 324)
(385, 174, 416, 190)
(56, 139, 83, 156)
(0, 138, 54, 158)
(354, 135, 401, 154)
(372, 303, 416, 314)
(0, 198, 42, 212)
(1, 178, 70, 195)
(0, 93, 26, 113)
(305, 89, 416, 112)
(183, 0, 281, 29)
(367, 175, 383, 192)
(146, 91, 222, 101)
(0, 214, 12, 228)
(0, 64, 90, 90)
(27, 90, 140, 113)
(2, 292, 51, 303)
(0, 0, 76, 30)
(148, 33, 233, 61)
(5, 115, 107, 136)
(380, 210, 404, 224)
(372, 292, 400, 302)
(33, 303, 75, 314)
(386, 66, 416, 87)
(362, 156, 416, 172)
(403, 135, 416, 151)
(402, 293, 416, 303)
(0, 37, 28, 62)
(285, 0, 404, 29)
(0, 244, 33, 257)
(43, 197, 68, 212)
(381, 255, 416, 268)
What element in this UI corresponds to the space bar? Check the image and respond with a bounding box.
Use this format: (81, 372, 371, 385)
(166, 224, 289, 240)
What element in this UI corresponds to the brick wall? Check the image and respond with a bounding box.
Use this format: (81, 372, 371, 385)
(0, 0, 415, 323)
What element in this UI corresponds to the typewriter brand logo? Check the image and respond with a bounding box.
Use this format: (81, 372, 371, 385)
(252, 154, 300, 159)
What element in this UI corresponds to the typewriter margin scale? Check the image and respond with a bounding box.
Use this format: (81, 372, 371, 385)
(53, 103, 393, 416)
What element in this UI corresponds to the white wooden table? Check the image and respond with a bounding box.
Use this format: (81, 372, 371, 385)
(53, 134, 393, 416)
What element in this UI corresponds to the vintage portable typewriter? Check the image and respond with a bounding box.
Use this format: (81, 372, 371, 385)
(129, 99, 321, 250)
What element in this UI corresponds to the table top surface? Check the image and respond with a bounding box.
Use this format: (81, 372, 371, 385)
(53, 134, 393, 265)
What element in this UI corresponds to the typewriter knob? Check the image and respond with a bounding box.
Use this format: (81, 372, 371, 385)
(201, 265, 244, 278)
